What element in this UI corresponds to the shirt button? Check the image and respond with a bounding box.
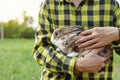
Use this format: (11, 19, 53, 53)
(76, 11, 80, 16)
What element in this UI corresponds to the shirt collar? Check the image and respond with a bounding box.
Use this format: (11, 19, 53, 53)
(59, 0, 87, 3)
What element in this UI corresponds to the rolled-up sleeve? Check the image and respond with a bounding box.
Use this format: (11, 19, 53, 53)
(32, 1, 76, 75)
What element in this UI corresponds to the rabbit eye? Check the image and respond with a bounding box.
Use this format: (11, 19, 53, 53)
(55, 32, 58, 36)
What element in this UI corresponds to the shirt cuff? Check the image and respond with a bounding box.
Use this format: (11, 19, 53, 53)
(63, 56, 77, 75)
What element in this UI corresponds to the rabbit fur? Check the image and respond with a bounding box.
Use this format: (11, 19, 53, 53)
(51, 26, 112, 62)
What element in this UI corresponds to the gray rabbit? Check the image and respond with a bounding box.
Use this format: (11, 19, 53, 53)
(51, 26, 112, 63)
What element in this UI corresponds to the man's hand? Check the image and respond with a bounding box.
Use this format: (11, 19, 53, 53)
(75, 27, 119, 49)
(74, 48, 107, 73)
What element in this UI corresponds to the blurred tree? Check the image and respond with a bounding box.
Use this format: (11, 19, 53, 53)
(4, 19, 21, 38)
(20, 27, 35, 39)
(0, 22, 4, 40)
(22, 11, 34, 27)
(0, 11, 35, 39)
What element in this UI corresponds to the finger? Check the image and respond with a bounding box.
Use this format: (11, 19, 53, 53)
(95, 54, 107, 61)
(80, 29, 93, 36)
(78, 38, 99, 48)
(88, 47, 105, 55)
(90, 71, 99, 74)
(85, 42, 104, 49)
(75, 35, 94, 44)
(101, 63, 105, 68)
(84, 67, 101, 73)
(88, 70, 99, 74)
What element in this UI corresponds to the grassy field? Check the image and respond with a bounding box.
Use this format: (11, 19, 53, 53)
(0, 39, 43, 80)
(114, 53, 120, 80)
(0, 39, 120, 80)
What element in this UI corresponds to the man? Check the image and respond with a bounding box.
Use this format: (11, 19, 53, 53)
(33, 0, 120, 79)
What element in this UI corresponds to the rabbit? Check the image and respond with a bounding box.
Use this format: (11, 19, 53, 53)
(51, 26, 112, 63)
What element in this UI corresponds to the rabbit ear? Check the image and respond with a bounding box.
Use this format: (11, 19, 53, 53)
(74, 25, 84, 30)
(66, 27, 84, 35)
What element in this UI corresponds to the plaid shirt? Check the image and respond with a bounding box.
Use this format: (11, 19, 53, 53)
(33, 0, 120, 80)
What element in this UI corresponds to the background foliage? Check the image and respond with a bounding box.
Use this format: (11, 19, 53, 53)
(0, 11, 35, 39)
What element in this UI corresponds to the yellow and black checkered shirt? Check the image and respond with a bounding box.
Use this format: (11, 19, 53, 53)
(33, 0, 120, 80)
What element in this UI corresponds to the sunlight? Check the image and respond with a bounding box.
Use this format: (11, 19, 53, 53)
(0, 0, 42, 27)
(0, 0, 120, 27)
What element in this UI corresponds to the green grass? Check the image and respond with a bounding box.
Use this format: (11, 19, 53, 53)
(0, 39, 43, 80)
(114, 53, 120, 80)
(0, 39, 120, 80)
